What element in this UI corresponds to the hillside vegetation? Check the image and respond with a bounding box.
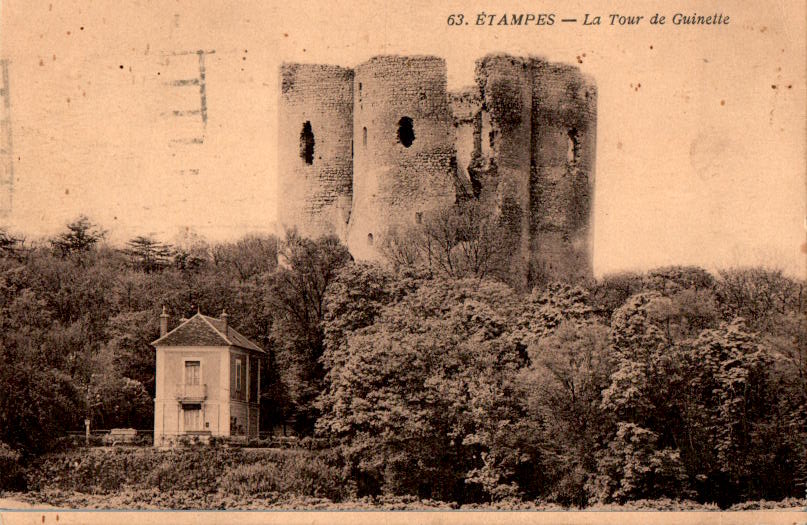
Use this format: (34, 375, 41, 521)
(0, 216, 805, 508)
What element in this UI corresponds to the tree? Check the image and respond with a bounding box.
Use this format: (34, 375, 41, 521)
(122, 236, 173, 273)
(677, 319, 796, 505)
(715, 268, 804, 332)
(510, 283, 595, 351)
(50, 215, 106, 258)
(88, 370, 153, 430)
(591, 292, 689, 503)
(642, 266, 716, 295)
(211, 234, 279, 282)
(322, 262, 421, 372)
(105, 310, 160, 395)
(0, 229, 23, 259)
(587, 422, 688, 504)
(266, 231, 351, 433)
(0, 288, 83, 453)
(601, 292, 677, 426)
(381, 201, 514, 286)
(587, 271, 644, 322)
(517, 320, 613, 506)
(317, 278, 530, 502)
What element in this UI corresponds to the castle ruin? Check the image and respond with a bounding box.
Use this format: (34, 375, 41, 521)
(278, 54, 596, 286)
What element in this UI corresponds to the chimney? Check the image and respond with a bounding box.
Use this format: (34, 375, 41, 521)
(221, 310, 228, 336)
(159, 306, 169, 337)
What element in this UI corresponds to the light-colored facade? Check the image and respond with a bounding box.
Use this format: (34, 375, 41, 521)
(151, 310, 264, 446)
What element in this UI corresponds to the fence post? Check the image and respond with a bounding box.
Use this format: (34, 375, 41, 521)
(85, 418, 90, 446)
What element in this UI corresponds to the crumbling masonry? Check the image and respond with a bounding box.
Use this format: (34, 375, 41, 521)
(278, 54, 596, 285)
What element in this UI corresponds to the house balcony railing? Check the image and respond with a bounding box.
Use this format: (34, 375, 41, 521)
(175, 383, 207, 402)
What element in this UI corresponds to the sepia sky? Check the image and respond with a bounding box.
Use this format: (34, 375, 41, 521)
(0, 0, 804, 278)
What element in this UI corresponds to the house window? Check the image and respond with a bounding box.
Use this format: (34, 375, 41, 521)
(185, 361, 200, 385)
(249, 358, 258, 402)
(362, 126, 367, 147)
(235, 358, 243, 392)
(230, 416, 245, 436)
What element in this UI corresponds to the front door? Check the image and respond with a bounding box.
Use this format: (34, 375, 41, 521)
(183, 404, 202, 431)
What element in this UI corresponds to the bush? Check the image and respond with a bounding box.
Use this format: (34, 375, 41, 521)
(24, 447, 349, 501)
(26, 447, 246, 494)
(26, 448, 161, 493)
(0, 442, 26, 490)
(221, 449, 350, 501)
(145, 448, 244, 492)
(220, 463, 283, 494)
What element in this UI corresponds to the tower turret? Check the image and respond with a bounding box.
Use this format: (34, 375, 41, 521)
(278, 63, 354, 241)
(347, 55, 457, 260)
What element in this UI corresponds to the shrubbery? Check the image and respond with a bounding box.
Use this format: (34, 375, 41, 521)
(24, 447, 347, 501)
(2, 216, 805, 509)
(318, 265, 807, 507)
(0, 442, 25, 490)
(221, 449, 348, 500)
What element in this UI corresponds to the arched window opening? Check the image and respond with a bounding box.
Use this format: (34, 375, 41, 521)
(362, 127, 367, 147)
(300, 121, 315, 165)
(397, 116, 415, 148)
(367, 233, 374, 245)
(567, 128, 581, 164)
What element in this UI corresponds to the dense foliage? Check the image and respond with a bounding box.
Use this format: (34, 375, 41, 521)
(0, 217, 805, 507)
(0, 218, 344, 453)
(25, 446, 348, 502)
(318, 264, 806, 507)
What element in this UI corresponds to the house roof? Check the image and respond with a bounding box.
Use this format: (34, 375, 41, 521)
(151, 312, 264, 353)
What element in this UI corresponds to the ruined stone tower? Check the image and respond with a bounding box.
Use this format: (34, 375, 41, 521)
(470, 55, 535, 289)
(529, 59, 597, 283)
(278, 64, 354, 240)
(277, 54, 597, 285)
(348, 56, 456, 260)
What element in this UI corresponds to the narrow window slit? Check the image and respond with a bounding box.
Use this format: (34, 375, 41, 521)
(300, 121, 315, 165)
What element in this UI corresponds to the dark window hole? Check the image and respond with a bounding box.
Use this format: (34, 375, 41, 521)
(300, 121, 315, 165)
(567, 128, 581, 163)
(397, 116, 414, 148)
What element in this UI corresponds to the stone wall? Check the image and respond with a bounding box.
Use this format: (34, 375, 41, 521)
(474, 55, 534, 289)
(348, 55, 457, 260)
(529, 59, 597, 284)
(448, 88, 481, 200)
(278, 63, 354, 241)
(276, 55, 597, 285)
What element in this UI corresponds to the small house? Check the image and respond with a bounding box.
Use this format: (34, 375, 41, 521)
(152, 308, 264, 446)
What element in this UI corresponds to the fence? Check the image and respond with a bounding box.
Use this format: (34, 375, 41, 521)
(62, 430, 319, 449)
(64, 429, 154, 447)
